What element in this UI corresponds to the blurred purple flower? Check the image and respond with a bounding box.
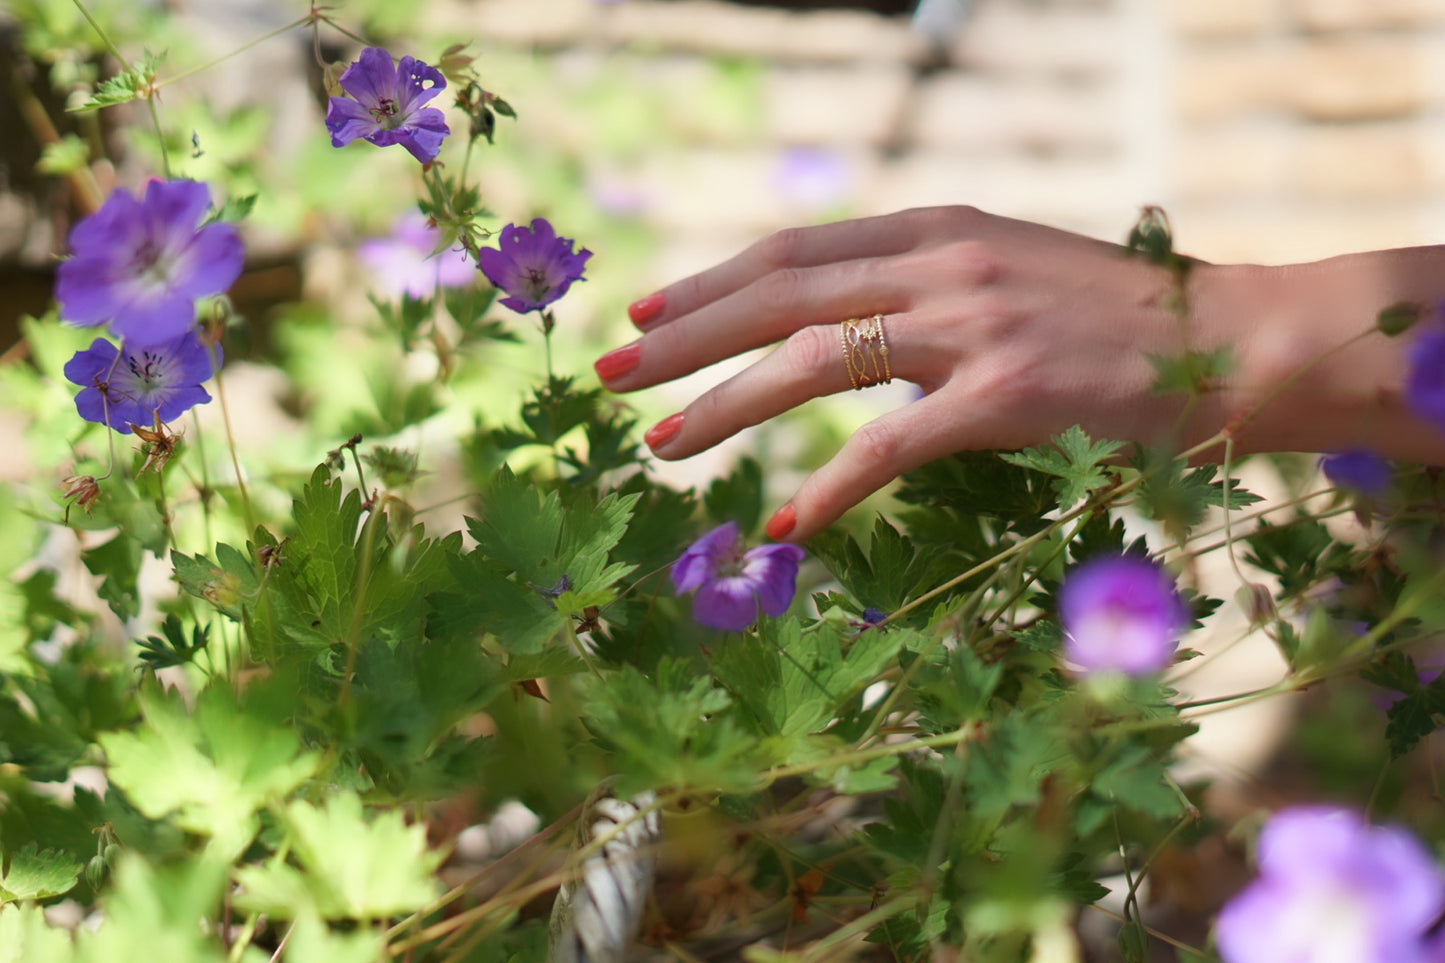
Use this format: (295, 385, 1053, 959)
(1058, 554, 1187, 676)
(1320, 449, 1392, 498)
(773, 147, 850, 212)
(1215, 806, 1445, 963)
(55, 180, 243, 348)
(326, 47, 450, 164)
(476, 218, 592, 314)
(63, 333, 220, 434)
(671, 521, 805, 631)
(357, 213, 474, 299)
(1406, 317, 1445, 436)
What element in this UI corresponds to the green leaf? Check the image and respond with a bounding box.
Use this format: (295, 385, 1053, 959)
(1133, 454, 1261, 538)
(703, 457, 765, 535)
(581, 659, 759, 796)
(36, 135, 89, 176)
(1000, 426, 1123, 508)
(1146, 347, 1233, 396)
(809, 516, 955, 619)
(711, 618, 897, 740)
(0, 904, 74, 963)
(75, 854, 235, 963)
(0, 844, 82, 903)
(68, 51, 165, 113)
(233, 793, 442, 920)
(82, 533, 143, 622)
(135, 615, 209, 671)
(282, 912, 385, 963)
(99, 685, 318, 859)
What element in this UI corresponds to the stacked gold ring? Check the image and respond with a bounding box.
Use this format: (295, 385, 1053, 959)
(840, 314, 892, 389)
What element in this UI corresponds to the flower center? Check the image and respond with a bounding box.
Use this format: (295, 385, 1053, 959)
(522, 267, 553, 301)
(127, 350, 166, 387)
(370, 96, 401, 128)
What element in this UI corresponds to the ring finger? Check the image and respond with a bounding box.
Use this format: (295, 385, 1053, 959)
(643, 313, 927, 459)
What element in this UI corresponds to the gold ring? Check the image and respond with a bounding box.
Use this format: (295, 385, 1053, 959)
(840, 315, 891, 389)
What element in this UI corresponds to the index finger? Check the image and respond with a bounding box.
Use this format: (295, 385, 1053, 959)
(627, 208, 961, 330)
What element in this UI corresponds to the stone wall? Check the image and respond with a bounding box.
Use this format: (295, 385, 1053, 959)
(443, 0, 1445, 272)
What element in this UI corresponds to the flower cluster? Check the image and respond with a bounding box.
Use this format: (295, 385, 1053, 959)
(477, 218, 593, 315)
(326, 47, 450, 164)
(672, 521, 805, 631)
(56, 179, 239, 435)
(1057, 554, 1187, 676)
(1216, 806, 1445, 963)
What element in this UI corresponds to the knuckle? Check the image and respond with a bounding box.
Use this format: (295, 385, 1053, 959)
(779, 325, 835, 380)
(755, 265, 808, 310)
(756, 226, 807, 271)
(848, 419, 899, 466)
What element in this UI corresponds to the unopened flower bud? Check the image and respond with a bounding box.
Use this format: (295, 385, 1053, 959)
(1376, 300, 1424, 337)
(1236, 582, 1277, 627)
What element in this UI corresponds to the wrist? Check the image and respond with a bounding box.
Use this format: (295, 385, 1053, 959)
(1192, 250, 1445, 463)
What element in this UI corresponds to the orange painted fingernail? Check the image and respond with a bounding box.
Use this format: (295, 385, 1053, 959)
(645, 412, 684, 450)
(628, 292, 666, 327)
(765, 503, 796, 540)
(594, 343, 641, 382)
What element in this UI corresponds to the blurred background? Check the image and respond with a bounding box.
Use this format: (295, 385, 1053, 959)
(3, 2, 1444, 950)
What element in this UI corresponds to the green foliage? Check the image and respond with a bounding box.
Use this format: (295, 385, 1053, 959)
(7, 3, 1441, 958)
(233, 793, 442, 920)
(68, 51, 164, 112)
(0, 844, 82, 904)
(1001, 426, 1124, 509)
(100, 685, 317, 859)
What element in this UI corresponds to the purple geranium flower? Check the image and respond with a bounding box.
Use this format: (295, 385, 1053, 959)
(357, 212, 474, 299)
(55, 180, 243, 348)
(63, 333, 220, 434)
(1058, 554, 1188, 676)
(1406, 318, 1445, 436)
(326, 47, 450, 164)
(1216, 806, 1445, 963)
(671, 521, 805, 631)
(476, 218, 592, 314)
(1320, 449, 1392, 498)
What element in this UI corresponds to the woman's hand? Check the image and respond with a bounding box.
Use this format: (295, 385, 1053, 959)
(591, 205, 1416, 541)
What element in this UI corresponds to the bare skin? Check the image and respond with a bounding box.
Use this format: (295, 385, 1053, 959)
(593, 206, 1445, 542)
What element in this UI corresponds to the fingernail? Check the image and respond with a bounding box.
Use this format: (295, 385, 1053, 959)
(594, 343, 641, 382)
(765, 503, 796, 540)
(645, 412, 684, 450)
(627, 292, 666, 328)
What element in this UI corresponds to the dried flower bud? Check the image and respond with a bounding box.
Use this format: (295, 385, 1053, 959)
(60, 474, 101, 520)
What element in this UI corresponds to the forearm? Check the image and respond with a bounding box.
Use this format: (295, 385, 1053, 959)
(1194, 247, 1445, 464)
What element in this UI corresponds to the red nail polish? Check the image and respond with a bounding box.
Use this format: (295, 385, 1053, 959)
(645, 412, 684, 449)
(594, 343, 641, 382)
(765, 504, 796, 540)
(628, 292, 666, 327)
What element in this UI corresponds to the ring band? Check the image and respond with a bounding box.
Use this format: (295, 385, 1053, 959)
(840, 315, 891, 389)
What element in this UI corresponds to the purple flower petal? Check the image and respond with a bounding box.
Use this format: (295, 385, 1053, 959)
(326, 47, 449, 164)
(1406, 319, 1445, 436)
(64, 333, 219, 434)
(476, 217, 592, 314)
(694, 578, 764, 632)
(1320, 449, 1392, 498)
(1216, 806, 1445, 963)
(1058, 554, 1187, 676)
(357, 213, 474, 299)
(55, 180, 243, 347)
(742, 544, 806, 616)
(671, 521, 804, 631)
